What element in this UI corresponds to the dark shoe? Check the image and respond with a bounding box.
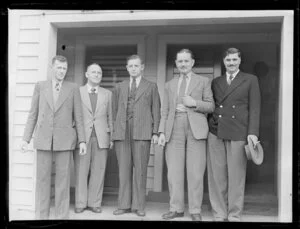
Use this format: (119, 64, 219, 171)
(191, 214, 202, 221)
(113, 209, 131, 215)
(162, 211, 184, 220)
(135, 210, 146, 217)
(74, 207, 85, 213)
(87, 207, 102, 213)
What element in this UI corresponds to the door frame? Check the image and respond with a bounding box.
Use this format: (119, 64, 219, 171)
(74, 35, 146, 86)
(155, 29, 292, 222)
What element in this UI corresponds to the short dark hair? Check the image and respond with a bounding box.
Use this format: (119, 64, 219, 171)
(126, 55, 144, 65)
(176, 49, 194, 60)
(223, 48, 241, 59)
(52, 55, 67, 65)
(86, 63, 101, 72)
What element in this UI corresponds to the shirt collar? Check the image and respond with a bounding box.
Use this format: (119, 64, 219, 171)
(180, 71, 192, 80)
(226, 69, 240, 79)
(130, 75, 142, 86)
(52, 79, 63, 88)
(87, 84, 99, 93)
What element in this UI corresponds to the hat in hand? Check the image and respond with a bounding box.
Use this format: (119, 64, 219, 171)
(245, 140, 264, 165)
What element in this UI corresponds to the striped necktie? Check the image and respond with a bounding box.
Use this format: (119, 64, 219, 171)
(228, 74, 234, 85)
(178, 75, 187, 104)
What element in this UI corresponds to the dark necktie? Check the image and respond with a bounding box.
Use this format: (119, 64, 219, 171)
(91, 87, 96, 94)
(178, 75, 187, 104)
(131, 78, 137, 94)
(55, 82, 60, 91)
(228, 74, 234, 85)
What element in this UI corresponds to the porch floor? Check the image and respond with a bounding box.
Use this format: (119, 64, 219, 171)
(50, 193, 278, 222)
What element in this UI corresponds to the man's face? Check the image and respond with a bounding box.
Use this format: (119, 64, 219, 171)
(52, 60, 68, 81)
(175, 52, 195, 75)
(126, 58, 144, 78)
(85, 64, 102, 86)
(223, 53, 241, 74)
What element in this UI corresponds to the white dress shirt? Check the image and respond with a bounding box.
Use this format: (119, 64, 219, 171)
(226, 69, 240, 84)
(87, 84, 99, 94)
(129, 75, 142, 90)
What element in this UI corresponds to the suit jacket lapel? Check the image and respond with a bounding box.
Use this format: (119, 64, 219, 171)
(55, 81, 72, 112)
(121, 80, 130, 108)
(95, 87, 106, 114)
(220, 71, 246, 103)
(171, 76, 179, 107)
(80, 85, 93, 113)
(44, 80, 54, 111)
(135, 78, 148, 102)
(186, 73, 199, 95)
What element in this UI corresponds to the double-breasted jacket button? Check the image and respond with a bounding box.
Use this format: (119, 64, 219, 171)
(220, 105, 223, 108)
(232, 105, 236, 108)
(219, 115, 222, 118)
(232, 115, 235, 119)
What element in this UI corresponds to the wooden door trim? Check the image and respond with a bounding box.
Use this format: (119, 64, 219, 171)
(74, 35, 146, 86)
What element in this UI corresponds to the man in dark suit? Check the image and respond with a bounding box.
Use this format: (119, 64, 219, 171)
(20, 55, 86, 219)
(158, 49, 214, 221)
(207, 47, 261, 222)
(112, 55, 161, 217)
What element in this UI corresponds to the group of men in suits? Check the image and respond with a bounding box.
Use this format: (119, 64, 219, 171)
(21, 47, 260, 222)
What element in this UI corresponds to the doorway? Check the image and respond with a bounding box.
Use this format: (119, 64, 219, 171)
(160, 43, 278, 206)
(85, 45, 137, 193)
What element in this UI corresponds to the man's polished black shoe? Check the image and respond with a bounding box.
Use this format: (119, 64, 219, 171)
(191, 214, 202, 221)
(162, 211, 184, 220)
(74, 207, 85, 213)
(87, 207, 102, 213)
(132, 210, 146, 217)
(113, 209, 131, 215)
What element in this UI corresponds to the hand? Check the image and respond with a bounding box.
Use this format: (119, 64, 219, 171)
(109, 141, 114, 149)
(79, 142, 87, 155)
(151, 135, 159, 144)
(20, 140, 28, 153)
(158, 133, 166, 147)
(247, 135, 259, 148)
(182, 95, 196, 108)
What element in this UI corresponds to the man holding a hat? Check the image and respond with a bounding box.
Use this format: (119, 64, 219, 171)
(207, 47, 261, 222)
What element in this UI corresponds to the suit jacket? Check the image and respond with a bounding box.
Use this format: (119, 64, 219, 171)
(23, 80, 85, 151)
(158, 72, 215, 142)
(80, 85, 113, 148)
(112, 77, 161, 140)
(208, 71, 261, 141)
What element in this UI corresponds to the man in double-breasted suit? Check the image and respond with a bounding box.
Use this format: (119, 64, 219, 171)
(21, 55, 86, 219)
(74, 63, 113, 214)
(207, 47, 261, 222)
(158, 49, 215, 221)
(112, 55, 161, 217)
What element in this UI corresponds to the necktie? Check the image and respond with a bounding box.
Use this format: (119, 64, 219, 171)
(91, 87, 96, 94)
(178, 75, 187, 104)
(228, 74, 234, 85)
(131, 78, 137, 94)
(55, 82, 60, 91)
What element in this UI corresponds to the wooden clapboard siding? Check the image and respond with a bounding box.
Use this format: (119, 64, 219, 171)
(10, 12, 41, 219)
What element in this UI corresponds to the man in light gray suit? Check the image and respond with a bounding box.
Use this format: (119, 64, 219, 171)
(74, 63, 113, 214)
(20, 55, 86, 219)
(112, 55, 161, 217)
(158, 49, 215, 221)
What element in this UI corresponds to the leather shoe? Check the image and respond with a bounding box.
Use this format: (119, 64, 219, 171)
(133, 210, 146, 217)
(74, 207, 85, 213)
(87, 207, 102, 213)
(113, 209, 131, 215)
(162, 211, 184, 220)
(191, 214, 202, 221)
